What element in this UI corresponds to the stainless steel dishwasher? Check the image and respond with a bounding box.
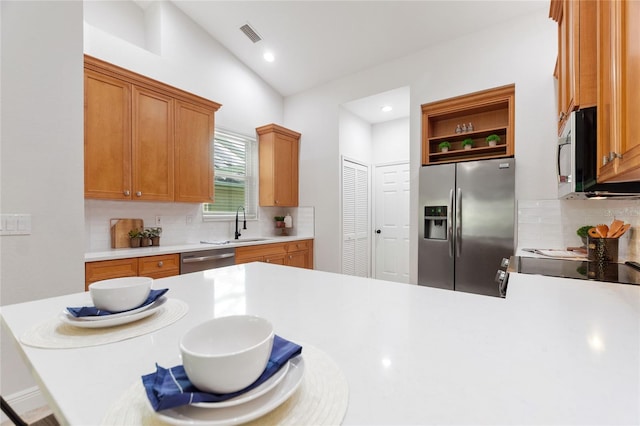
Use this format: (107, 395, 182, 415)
(180, 248, 235, 274)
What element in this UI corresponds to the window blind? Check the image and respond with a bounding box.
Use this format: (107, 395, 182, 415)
(203, 129, 257, 219)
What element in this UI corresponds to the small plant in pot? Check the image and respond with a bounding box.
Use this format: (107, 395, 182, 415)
(438, 141, 451, 153)
(148, 227, 162, 246)
(140, 229, 152, 247)
(486, 134, 501, 147)
(462, 138, 474, 150)
(577, 225, 594, 247)
(274, 216, 286, 228)
(128, 228, 142, 248)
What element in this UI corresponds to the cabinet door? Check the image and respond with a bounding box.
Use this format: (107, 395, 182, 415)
(85, 258, 138, 290)
(272, 134, 299, 206)
(551, 0, 596, 129)
(285, 250, 308, 268)
(258, 124, 300, 207)
(175, 101, 214, 202)
(84, 70, 132, 199)
(132, 87, 174, 201)
(597, 0, 640, 182)
(264, 253, 286, 265)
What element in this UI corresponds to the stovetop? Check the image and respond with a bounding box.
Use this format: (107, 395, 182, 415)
(509, 256, 640, 286)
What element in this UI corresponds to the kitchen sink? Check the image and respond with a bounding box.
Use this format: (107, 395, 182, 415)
(200, 238, 271, 245)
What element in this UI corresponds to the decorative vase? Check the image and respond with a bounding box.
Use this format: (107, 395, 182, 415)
(464, 145, 472, 150)
(130, 238, 141, 248)
(141, 237, 150, 247)
(151, 236, 160, 246)
(275, 221, 285, 228)
(440, 147, 449, 153)
(489, 141, 497, 147)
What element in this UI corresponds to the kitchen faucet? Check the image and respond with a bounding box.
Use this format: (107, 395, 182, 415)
(235, 206, 246, 239)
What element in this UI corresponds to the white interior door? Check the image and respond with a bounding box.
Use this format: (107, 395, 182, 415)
(342, 159, 370, 277)
(374, 162, 410, 283)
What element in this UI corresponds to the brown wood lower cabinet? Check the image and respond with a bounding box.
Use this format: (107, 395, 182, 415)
(235, 239, 313, 269)
(85, 254, 180, 290)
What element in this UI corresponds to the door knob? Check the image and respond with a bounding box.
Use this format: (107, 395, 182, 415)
(375, 229, 381, 234)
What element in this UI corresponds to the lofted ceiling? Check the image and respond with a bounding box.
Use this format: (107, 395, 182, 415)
(164, 1, 548, 122)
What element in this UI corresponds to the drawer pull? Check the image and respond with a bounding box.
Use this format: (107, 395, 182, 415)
(157, 261, 163, 267)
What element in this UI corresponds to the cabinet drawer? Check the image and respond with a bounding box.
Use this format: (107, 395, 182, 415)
(138, 254, 180, 277)
(285, 240, 311, 252)
(85, 258, 138, 290)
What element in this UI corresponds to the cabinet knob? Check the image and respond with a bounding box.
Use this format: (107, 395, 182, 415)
(157, 261, 163, 267)
(266, 259, 271, 263)
(124, 190, 130, 196)
(136, 191, 142, 197)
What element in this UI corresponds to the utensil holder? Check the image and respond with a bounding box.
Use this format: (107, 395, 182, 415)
(587, 237, 619, 263)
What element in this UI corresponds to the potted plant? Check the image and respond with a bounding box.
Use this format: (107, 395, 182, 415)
(462, 138, 474, 150)
(148, 227, 162, 246)
(140, 229, 151, 247)
(274, 216, 286, 228)
(577, 225, 594, 247)
(128, 228, 142, 248)
(438, 141, 451, 153)
(486, 134, 501, 147)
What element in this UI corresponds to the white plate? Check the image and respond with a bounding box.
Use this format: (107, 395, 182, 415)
(65, 297, 160, 321)
(191, 361, 290, 408)
(58, 297, 167, 329)
(154, 355, 305, 426)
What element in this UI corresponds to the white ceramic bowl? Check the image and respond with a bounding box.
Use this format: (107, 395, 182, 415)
(88, 277, 152, 312)
(180, 315, 275, 394)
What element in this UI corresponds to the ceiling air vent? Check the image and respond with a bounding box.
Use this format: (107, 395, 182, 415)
(239, 23, 262, 43)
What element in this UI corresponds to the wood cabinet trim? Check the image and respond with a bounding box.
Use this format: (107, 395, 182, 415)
(84, 55, 221, 112)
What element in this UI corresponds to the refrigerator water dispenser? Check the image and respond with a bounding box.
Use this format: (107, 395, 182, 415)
(424, 206, 447, 240)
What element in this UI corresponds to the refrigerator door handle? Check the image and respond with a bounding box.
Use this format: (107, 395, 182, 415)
(456, 187, 462, 257)
(448, 189, 454, 258)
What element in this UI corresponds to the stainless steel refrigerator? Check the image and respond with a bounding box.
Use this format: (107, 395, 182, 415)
(418, 158, 515, 297)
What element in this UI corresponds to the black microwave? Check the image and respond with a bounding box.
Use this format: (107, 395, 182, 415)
(557, 106, 640, 199)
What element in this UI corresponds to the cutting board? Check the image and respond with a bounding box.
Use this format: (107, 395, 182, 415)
(110, 218, 144, 248)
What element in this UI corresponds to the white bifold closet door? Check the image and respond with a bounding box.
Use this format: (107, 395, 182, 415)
(342, 159, 370, 277)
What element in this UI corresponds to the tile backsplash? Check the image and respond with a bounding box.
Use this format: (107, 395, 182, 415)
(85, 200, 314, 252)
(518, 199, 640, 261)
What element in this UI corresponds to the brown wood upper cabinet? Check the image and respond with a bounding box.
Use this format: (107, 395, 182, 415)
(549, 0, 597, 132)
(596, 0, 640, 183)
(256, 124, 301, 207)
(84, 55, 221, 202)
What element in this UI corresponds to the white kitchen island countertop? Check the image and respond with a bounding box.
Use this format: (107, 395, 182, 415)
(1, 263, 638, 425)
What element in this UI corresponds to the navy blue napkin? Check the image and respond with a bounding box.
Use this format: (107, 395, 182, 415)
(66, 288, 169, 317)
(142, 334, 302, 412)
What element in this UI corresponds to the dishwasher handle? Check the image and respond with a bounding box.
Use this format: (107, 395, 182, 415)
(182, 252, 235, 263)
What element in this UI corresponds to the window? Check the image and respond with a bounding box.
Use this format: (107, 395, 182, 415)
(203, 129, 258, 220)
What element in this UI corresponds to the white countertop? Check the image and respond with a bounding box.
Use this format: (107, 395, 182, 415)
(1, 264, 639, 425)
(84, 235, 314, 262)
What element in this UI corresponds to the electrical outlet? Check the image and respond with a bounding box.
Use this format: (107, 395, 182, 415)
(155, 216, 162, 226)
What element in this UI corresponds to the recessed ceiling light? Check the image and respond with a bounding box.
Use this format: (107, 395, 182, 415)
(381, 105, 392, 112)
(263, 51, 275, 62)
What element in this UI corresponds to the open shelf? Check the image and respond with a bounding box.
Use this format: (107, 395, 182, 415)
(421, 85, 515, 165)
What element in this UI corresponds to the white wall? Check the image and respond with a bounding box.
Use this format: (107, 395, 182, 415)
(84, 1, 283, 136)
(372, 117, 410, 165)
(339, 108, 373, 164)
(1, 0, 84, 406)
(287, 11, 558, 277)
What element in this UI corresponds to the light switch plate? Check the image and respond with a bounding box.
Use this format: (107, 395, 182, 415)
(1, 214, 31, 235)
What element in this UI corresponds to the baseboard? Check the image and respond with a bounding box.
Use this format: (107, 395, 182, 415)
(1, 386, 47, 423)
